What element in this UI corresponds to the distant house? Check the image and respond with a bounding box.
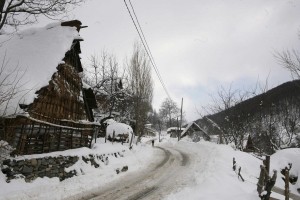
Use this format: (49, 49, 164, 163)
(167, 127, 185, 138)
(144, 124, 157, 137)
(180, 122, 210, 142)
(0, 20, 98, 155)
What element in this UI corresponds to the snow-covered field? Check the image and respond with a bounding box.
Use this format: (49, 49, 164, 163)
(1, 136, 299, 200)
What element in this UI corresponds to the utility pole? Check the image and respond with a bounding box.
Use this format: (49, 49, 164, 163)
(158, 120, 161, 142)
(177, 117, 180, 141)
(179, 98, 183, 141)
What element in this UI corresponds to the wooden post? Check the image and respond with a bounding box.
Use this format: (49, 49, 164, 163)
(233, 157, 236, 171)
(285, 167, 289, 200)
(112, 130, 115, 144)
(257, 165, 267, 196)
(264, 170, 277, 200)
(105, 129, 107, 143)
(94, 126, 97, 144)
(238, 167, 245, 182)
(129, 131, 134, 149)
(265, 155, 270, 176)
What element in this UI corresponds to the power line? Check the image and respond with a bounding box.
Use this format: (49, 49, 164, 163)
(124, 0, 171, 99)
(123, 0, 172, 100)
(127, 0, 168, 94)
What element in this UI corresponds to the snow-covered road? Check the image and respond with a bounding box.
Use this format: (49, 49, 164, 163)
(66, 144, 197, 200)
(2, 140, 299, 200)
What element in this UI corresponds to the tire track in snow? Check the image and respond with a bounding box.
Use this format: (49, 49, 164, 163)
(66, 145, 194, 200)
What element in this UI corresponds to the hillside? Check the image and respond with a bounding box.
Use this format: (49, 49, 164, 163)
(197, 80, 300, 153)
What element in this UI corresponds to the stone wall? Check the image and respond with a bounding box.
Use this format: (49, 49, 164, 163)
(1, 151, 125, 182)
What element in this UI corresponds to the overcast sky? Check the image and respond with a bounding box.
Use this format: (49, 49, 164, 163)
(39, 0, 300, 122)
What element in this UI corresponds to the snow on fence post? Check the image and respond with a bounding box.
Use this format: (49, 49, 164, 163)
(257, 165, 268, 197)
(281, 163, 292, 200)
(262, 170, 277, 200)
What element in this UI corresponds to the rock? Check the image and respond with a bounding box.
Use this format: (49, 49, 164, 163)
(41, 158, 48, 165)
(22, 166, 33, 174)
(121, 166, 128, 172)
(37, 159, 42, 166)
(73, 157, 79, 162)
(10, 160, 17, 167)
(17, 160, 24, 165)
(1, 167, 11, 175)
(116, 169, 120, 174)
(31, 159, 38, 166)
(37, 170, 46, 177)
(3, 159, 10, 165)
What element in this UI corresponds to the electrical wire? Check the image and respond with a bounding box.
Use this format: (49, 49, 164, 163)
(127, 0, 169, 96)
(123, 0, 172, 100)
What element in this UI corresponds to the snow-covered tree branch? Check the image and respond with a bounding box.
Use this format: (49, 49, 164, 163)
(0, 0, 84, 33)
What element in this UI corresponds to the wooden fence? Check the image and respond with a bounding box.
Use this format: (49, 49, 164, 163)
(2, 115, 99, 155)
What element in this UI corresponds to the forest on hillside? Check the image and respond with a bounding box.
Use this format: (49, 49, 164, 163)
(197, 80, 300, 154)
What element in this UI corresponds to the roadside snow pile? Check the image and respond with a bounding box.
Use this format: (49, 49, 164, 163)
(165, 140, 300, 200)
(106, 121, 134, 142)
(0, 139, 154, 200)
(165, 141, 262, 200)
(271, 148, 300, 194)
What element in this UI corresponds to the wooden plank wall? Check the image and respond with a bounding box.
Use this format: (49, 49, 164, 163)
(4, 117, 96, 155)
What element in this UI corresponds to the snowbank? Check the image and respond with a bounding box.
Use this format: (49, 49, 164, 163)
(165, 140, 261, 200)
(164, 140, 300, 200)
(271, 148, 300, 194)
(0, 139, 154, 200)
(106, 122, 134, 142)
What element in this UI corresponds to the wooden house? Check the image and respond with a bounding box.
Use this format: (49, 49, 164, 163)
(180, 122, 210, 142)
(0, 20, 98, 155)
(167, 127, 185, 138)
(144, 124, 157, 137)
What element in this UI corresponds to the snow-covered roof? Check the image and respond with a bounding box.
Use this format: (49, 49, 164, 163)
(0, 22, 80, 116)
(167, 127, 185, 132)
(180, 122, 210, 139)
(106, 122, 133, 137)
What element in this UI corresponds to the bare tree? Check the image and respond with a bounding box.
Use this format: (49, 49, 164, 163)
(275, 32, 300, 80)
(127, 43, 153, 140)
(208, 84, 240, 113)
(159, 98, 180, 128)
(0, 0, 84, 33)
(276, 49, 300, 79)
(0, 53, 26, 116)
(206, 83, 257, 149)
(84, 51, 128, 119)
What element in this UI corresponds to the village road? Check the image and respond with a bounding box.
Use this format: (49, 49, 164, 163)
(67, 144, 197, 200)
